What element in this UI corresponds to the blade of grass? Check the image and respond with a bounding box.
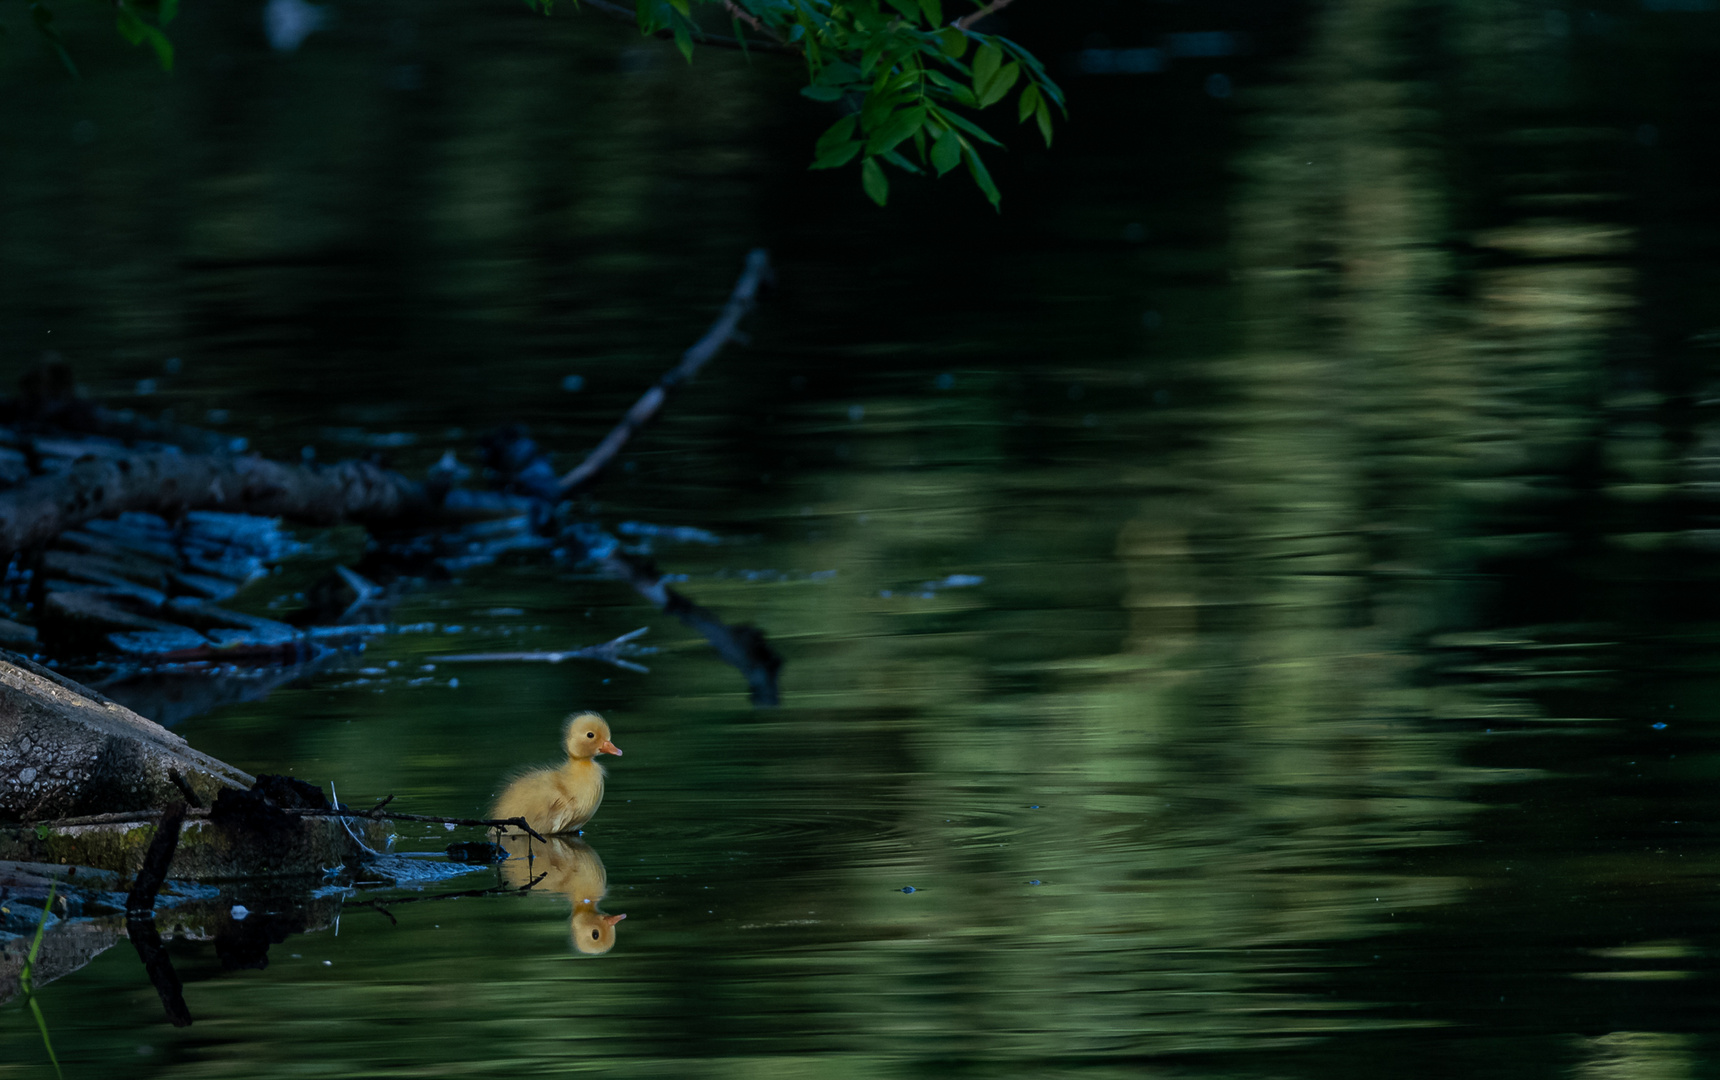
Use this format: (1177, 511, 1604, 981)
(20, 882, 65, 1080)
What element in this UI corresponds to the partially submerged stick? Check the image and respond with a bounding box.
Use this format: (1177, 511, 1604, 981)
(439, 627, 654, 673)
(600, 552, 782, 705)
(125, 800, 187, 916)
(286, 806, 551, 845)
(557, 249, 773, 495)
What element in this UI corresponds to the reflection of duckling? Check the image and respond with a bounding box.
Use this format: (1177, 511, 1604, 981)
(500, 834, 626, 955)
(491, 712, 622, 835)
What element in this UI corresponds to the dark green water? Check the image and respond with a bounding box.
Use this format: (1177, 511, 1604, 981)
(5, 0, 1720, 1076)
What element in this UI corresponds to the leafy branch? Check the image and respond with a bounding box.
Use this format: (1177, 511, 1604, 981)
(537, 0, 1066, 210)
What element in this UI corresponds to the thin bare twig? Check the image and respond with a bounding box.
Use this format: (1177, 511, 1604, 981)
(954, 0, 1015, 30)
(439, 627, 653, 673)
(286, 807, 551, 845)
(558, 249, 773, 495)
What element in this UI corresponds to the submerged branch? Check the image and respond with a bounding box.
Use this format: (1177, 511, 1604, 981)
(125, 801, 187, 915)
(600, 552, 782, 705)
(558, 249, 773, 495)
(286, 807, 551, 845)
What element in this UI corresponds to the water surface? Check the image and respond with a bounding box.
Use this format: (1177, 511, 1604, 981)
(4, 1, 1720, 1077)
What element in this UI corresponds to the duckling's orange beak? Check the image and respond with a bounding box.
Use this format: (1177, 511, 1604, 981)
(597, 740, 622, 757)
(601, 913, 626, 926)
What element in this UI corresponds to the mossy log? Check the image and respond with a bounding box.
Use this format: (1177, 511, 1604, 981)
(0, 814, 386, 881)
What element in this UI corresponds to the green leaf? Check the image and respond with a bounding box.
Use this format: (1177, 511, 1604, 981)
(862, 80, 913, 131)
(971, 41, 1001, 97)
(800, 84, 846, 101)
(977, 59, 1018, 107)
(1035, 96, 1053, 146)
(920, 0, 943, 23)
(861, 157, 889, 206)
(885, 0, 919, 18)
(859, 26, 892, 76)
(672, 21, 693, 62)
(931, 129, 962, 175)
(926, 70, 976, 107)
(26, 6, 79, 81)
(931, 106, 1003, 147)
(963, 143, 1001, 210)
(115, 6, 145, 45)
(938, 27, 967, 57)
(812, 141, 862, 169)
(881, 148, 923, 173)
(1018, 82, 1040, 122)
(159, 0, 179, 24)
(820, 59, 863, 85)
(867, 104, 926, 156)
(816, 113, 860, 153)
(139, 22, 174, 70)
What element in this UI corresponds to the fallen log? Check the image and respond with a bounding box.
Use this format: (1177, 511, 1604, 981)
(0, 648, 252, 821)
(0, 453, 533, 560)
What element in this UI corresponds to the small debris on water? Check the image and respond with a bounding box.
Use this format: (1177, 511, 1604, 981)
(231, 904, 250, 920)
(562, 374, 585, 392)
(1027, 880, 1042, 886)
(1653, 722, 1668, 729)
(447, 678, 459, 688)
(900, 886, 916, 893)
(444, 823, 457, 831)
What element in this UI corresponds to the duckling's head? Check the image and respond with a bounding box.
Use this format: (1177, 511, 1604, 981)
(570, 909, 626, 955)
(563, 712, 622, 760)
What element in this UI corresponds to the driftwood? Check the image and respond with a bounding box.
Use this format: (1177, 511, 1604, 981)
(558, 249, 773, 495)
(439, 627, 655, 673)
(0, 453, 530, 560)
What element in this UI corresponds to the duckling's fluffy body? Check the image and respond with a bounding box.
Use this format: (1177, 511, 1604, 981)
(491, 712, 622, 836)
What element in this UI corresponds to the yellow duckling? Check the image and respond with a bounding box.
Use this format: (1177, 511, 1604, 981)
(491, 712, 622, 836)
(500, 834, 626, 955)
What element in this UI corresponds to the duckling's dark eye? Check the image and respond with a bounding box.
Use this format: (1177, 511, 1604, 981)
(586, 732, 595, 739)
(591, 929, 599, 939)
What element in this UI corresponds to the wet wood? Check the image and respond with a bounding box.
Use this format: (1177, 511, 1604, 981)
(0, 451, 533, 560)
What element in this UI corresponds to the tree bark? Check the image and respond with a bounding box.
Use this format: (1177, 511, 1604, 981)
(0, 452, 533, 560)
